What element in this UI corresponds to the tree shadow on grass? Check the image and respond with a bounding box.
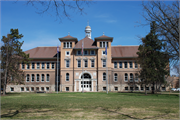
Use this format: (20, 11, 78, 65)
(1, 109, 19, 118)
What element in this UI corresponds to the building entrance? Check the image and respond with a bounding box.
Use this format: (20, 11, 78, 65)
(81, 73, 92, 91)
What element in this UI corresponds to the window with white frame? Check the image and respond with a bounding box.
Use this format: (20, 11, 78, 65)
(100, 42, 108, 48)
(102, 50, 106, 55)
(84, 60, 88, 67)
(135, 73, 138, 82)
(77, 60, 81, 68)
(42, 62, 45, 69)
(103, 72, 106, 81)
(124, 73, 128, 82)
(66, 87, 69, 91)
(51, 62, 54, 69)
(31, 74, 34, 82)
(84, 50, 88, 55)
(46, 62, 49, 69)
(119, 62, 122, 68)
(66, 73, 69, 81)
(64, 42, 72, 48)
(41, 74, 44, 82)
(10, 87, 14, 91)
(91, 60, 94, 67)
(26, 74, 30, 82)
(102, 59, 106, 67)
(26, 87, 29, 91)
(114, 73, 118, 81)
(65, 51, 70, 56)
(21, 87, 24, 91)
(129, 62, 132, 68)
(135, 62, 138, 68)
(90, 50, 95, 55)
(77, 50, 81, 55)
(41, 87, 44, 91)
(130, 73, 133, 82)
(46, 74, 49, 82)
(124, 62, 127, 68)
(66, 60, 70, 68)
(31, 87, 34, 91)
(115, 87, 118, 91)
(27, 64, 30, 69)
(32, 62, 35, 69)
(22, 63, 25, 69)
(46, 87, 49, 91)
(114, 62, 117, 68)
(36, 74, 39, 82)
(103, 87, 106, 91)
(37, 62, 40, 69)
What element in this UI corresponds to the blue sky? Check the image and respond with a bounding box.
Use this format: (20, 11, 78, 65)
(1, 1, 151, 51)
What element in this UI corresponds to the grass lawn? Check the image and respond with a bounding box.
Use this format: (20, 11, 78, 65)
(1, 92, 179, 119)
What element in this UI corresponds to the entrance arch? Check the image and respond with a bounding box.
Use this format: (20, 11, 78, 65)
(79, 72, 92, 91)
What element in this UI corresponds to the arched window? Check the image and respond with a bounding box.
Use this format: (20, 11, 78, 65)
(103, 73, 106, 81)
(36, 74, 39, 82)
(66, 73, 69, 81)
(130, 73, 133, 82)
(114, 73, 118, 81)
(81, 73, 91, 79)
(135, 73, 138, 82)
(41, 74, 44, 82)
(46, 74, 50, 82)
(124, 73, 128, 81)
(31, 74, 34, 82)
(26, 74, 29, 82)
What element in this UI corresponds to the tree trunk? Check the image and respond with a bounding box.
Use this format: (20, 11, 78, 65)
(152, 82, 155, 94)
(145, 85, 147, 95)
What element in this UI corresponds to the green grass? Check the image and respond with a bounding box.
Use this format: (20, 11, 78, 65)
(1, 92, 179, 119)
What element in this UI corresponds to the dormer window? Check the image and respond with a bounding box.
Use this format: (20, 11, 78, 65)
(64, 42, 72, 48)
(84, 50, 88, 55)
(77, 50, 81, 55)
(100, 42, 108, 48)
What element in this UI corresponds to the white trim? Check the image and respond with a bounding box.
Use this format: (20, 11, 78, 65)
(102, 50, 106, 55)
(46, 74, 50, 82)
(102, 59, 106, 68)
(77, 60, 81, 68)
(36, 62, 40, 69)
(41, 74, 45, 82)
(65, 60, 70, 68)
(26, 74, 30, 82)
(46, 62, 50, 69)
(114, 73, 118, 82)
(79, 71, 93, 79)
(114, 62, 117, 68)
(36, 74, 40, 82)
(91, 59, 95, 68)
(66, 73, 69, 81)
(84, 59, 88, 68)
(124, 73, 128, 82)
(31, 62, 35, 69)
(41, 62, 45, 69)
(31, 74, 35, 82)
(65, 51, 70, 56)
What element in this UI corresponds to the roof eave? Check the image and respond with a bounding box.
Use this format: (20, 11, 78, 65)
(94, 37, 113, 42)
(73, 48, 99, 50)
(58, 38, 78, 42)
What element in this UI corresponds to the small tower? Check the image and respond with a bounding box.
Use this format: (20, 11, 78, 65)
(85, 21, 91, 39)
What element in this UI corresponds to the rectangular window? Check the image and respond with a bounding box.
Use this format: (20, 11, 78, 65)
(100, 42, 102, 47)
(70, 42, 72, 48)
(46, 62, 49, 69)
(32, 62, 35, 69)
(141, 87, 144, 91)
(26, 74, 30, 82)
(21, 87, 24, 91)
(115, 87, 118, 91)
(114, 62, 117, 68)
(114, 73, 118, 81)
(64, 42, 66, 48)
(31, 87, 34, 91)
(103, 42, 105, 48)
(37, 62, 40, 69)
(42, 63, 45, 69)
(125, 87, 128, 91)
(77, 60, 81, 68)
(36, 87, 39, 91)
(103, 73, 106, 81)
(27, 64, 30, 69)
(135, 87, 139, 90)
(51, 62, 54, 69)
(41, 87, 44, 91)
(11, 87, 14, 91)
(103, 87, 106, 91)
(119, 62, 122, 68)
(129, 62, 132, 68)
(162, 87, 166, 91)
(67, 42, 69, 48)
(90, 50, 95, 55)
(22, 63, 25, 69)
(103, 60, 106, 67)
(124, 62, 127, 68)
(130, 87, 133, 91)
(77, 50, 81, 55)
(66, 87, 69, 91)
(46, 74, 49, 82)
(46, 87, 49, 91)
(84, 50, 88, 55)
(146, 87, 149, 91)
(66, 60, 70, 68)
(84, 60, 88, 67)
(26, 87, 29, 91)
(91, 60, 94, 67)
(135, 62, 138, 68)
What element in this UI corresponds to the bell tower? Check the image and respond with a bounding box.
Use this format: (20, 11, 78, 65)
(85, 21, 91, 39)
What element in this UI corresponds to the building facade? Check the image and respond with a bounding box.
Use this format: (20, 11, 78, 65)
(6, 25, 168, 92)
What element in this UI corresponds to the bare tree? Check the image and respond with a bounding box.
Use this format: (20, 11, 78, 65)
(141, 0, 179, 65)
(24, 0, 94, 23)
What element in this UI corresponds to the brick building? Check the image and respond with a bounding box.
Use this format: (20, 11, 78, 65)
(6, 24, 168, 92)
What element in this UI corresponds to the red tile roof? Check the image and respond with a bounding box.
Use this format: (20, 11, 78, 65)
(62, 35, 76, 39)
(74, 37, 97, 49)
(59, 35, 78, 42)
(24, 47, 59, 58)
(94, 35, 113, 42)
(111, 46, 139, 58)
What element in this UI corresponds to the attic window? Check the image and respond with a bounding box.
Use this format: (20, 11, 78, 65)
(64, 42, 72, 48)
(100, 42, 108, 48)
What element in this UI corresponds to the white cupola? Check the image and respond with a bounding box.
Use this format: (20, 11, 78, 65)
(85, 21, 91, 39)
